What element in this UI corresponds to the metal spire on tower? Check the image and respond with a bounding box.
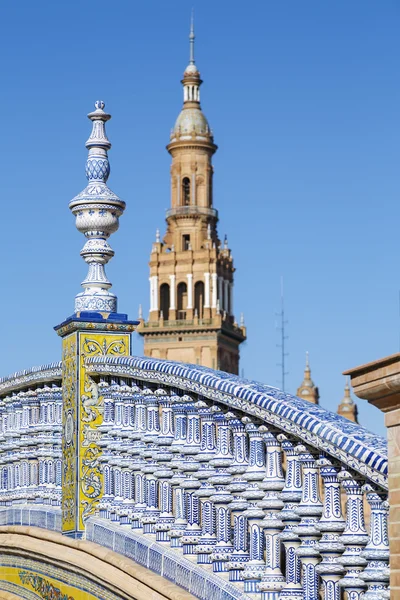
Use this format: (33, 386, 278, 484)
(189, 9, 195, 65)
(69, 101, 126, 314)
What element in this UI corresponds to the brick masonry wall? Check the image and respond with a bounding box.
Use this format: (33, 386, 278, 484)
(386, 408, 400, 598)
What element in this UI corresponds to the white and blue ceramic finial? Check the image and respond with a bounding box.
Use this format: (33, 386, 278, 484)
(69, 101, 126, 315)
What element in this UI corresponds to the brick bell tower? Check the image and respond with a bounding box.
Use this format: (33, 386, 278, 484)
(139, 20, 246, 374)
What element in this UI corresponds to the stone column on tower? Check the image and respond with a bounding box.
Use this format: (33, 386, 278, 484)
(54, 101, 138, 538)
(139, 19, 246, 374)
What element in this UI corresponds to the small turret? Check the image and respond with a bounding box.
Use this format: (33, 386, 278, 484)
(296, 352, 320, 404)
(337, 378, 358, 423)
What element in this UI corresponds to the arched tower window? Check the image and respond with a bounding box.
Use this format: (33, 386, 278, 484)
(160, 283, 170, 321)
(177, 282, 188, 319)
(182, 177, 191, 206)
(194, 281, 205, 319)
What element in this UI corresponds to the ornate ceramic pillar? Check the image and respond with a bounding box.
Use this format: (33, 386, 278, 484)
(153, 448, 174, 542)
(198, 402, 217, 461)
(181, 473, 202, 555)
(294, 445, 323, 600)
(142, 461, 159, 533)
(360, 486, 390, 599)
(258, 430, 285, 600)
(210, 411, 235, 468)
(183, 402, 201, 455)
(210, 487, 234, 572)
(169, 470, 187, 548)
(195, 480, 217, 564)
(278, 435, 303, 599)
(144, 395, 160, 443)
(171, 399, 188, 453)
(157, 393, 175, 446)
(242, 419, 265, 484)
(228, 418, 249, 475)
(315, 457, 345, 600)
(130, 457, 147, 530)
(242, 502, 266, 593)
(55, 102, 137, 537)
(227, 496, 249, 581)
(338, 470, 368, 600)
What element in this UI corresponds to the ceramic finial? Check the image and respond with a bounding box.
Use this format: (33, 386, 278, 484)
(69, 101, 126, 314)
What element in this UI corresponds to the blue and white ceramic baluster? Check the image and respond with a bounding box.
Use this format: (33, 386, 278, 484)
(294, 445, 323, 600)
(338, 470, 368, 600)
(121, 461, 135, 513)
(242, 502, 266, 594)
(315, 457, 345, 600)
(228, 418, 249, 476)
(113, 384, 124, 439)
(144, 394, 160, 443)
(142, 460, 160, 533)
(98, 382, 114, 515)
(360, 486, 390, 599)
(131, 462, 147, 530)
(210, 411, 235, 468)
(278, 436, 303, 600)
(210, 486, 234, 572)
(258, 429, 285, 600)
(169, 470, 187, 548)
(157, 393, 175, 446)
(181, 471, 202, 555)
(131, 390, 147, 442)
(124, 384, 139, 440)
(195, 479, 217, 564)
(183, 401, 201, 455)
(227, 496, 250, 582)
(119, 383, 134, 442)
(197, 401, 217, 462)
(242, 419, 266, 487)
(171, 398, 188, 454)
(153, 448, 174, 542)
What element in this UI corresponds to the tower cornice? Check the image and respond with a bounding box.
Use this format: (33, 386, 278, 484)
(167, 139, 217, 154)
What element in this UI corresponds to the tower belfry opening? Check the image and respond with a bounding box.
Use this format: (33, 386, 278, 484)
(138, 19, 246, 374)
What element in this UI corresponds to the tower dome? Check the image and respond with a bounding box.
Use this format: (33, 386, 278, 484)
(173, 108, 210, 140)
(170, 15, 213, 144)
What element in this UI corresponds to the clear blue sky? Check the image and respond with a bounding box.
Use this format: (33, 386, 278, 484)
(1, 1, 398, 436)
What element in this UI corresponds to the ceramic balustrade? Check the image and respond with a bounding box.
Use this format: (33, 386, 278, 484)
(0, 374, 391, 600)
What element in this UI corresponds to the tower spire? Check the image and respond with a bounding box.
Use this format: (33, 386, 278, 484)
(69, 101, 126, 314)
(189, 9, 195, 65)
(180, 12, 202, 106)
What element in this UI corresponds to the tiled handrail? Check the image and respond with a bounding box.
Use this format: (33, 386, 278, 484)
(0, 362, 62, 396)
(86, 355, 387, 489)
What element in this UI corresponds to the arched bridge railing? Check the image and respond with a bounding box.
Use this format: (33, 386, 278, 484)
(0, 356, 389, 600)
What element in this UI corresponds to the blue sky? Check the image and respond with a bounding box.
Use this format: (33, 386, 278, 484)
(0, 1, 398, 436)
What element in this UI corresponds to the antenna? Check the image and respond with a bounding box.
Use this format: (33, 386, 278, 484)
(276, 276, 289, 391)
